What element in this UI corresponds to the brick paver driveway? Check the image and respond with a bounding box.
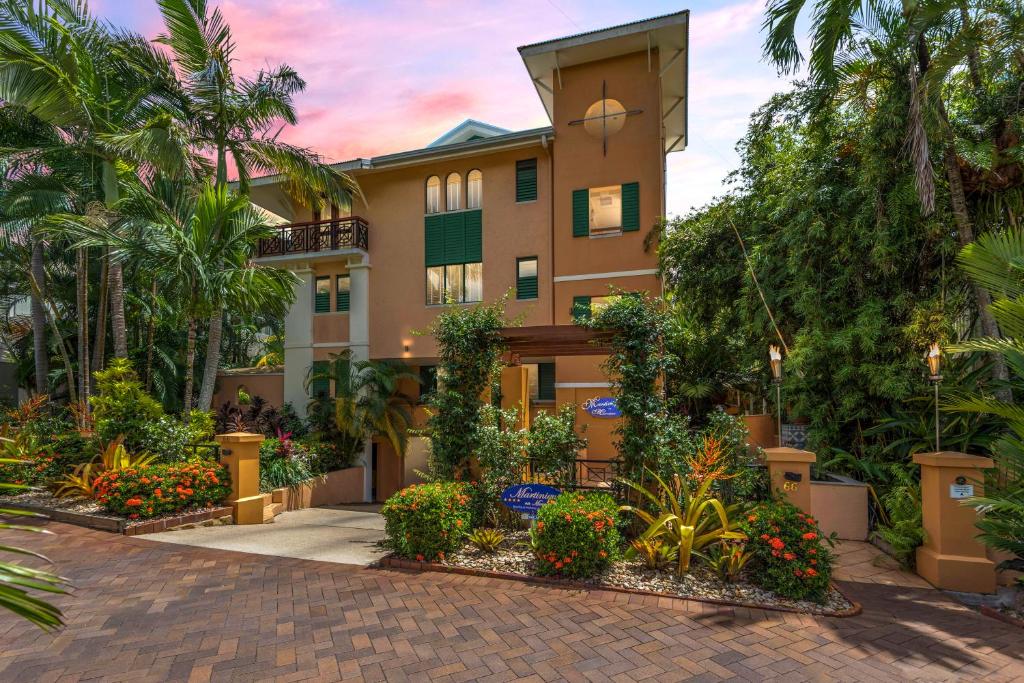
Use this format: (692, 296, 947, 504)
(0, 522, 1021, 682)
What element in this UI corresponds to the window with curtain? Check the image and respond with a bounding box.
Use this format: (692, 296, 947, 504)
(446, 173, 461, 211)
(426, 176, 441, 214)
(336, 274, 350, 312)
(467, 169, 482, 209)
(314, 276, 330, 313)
(425, 263, 482, 304)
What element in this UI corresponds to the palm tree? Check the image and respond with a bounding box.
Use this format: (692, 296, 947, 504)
(61, 180, 297, 414)
(949, 228, 1024, 566)
(0, 0, 195, 386)
(307, 352, 419, 466)
(761, 0, 1020, 390)
(155, 0, 358, 411)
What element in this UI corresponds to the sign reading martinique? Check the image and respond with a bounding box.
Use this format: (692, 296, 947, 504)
(501, 483, 561, 518)
(583, 397, 621, 418)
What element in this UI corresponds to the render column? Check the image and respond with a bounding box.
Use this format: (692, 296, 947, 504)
(348, 258, 373, 501)
(284, 265, 314, 418)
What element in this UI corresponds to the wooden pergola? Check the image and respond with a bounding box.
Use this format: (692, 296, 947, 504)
(499, 325, 612, 357)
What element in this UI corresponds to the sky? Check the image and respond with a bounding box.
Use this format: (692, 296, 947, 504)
(93, 0, 805, 218)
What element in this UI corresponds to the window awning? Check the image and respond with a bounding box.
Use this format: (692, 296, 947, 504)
(500, 325, 612, 357)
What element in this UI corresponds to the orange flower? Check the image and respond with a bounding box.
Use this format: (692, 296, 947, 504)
(555, 561, 564, 569)
(805, 568, 818, 577)
(598, 550, 607, 558)
(416, 554, 424, 561)
(769, 537, 785, 551)
(801, 532, 817, 540)
(747, 514, 757, 522)
(783, 552, 796, 561)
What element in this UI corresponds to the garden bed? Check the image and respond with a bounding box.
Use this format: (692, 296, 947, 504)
(0, 490, 232, 536)
(380, 531, 860, 617)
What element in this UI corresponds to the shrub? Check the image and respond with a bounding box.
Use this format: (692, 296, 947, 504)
(381, 482, 472, 561)
(142, 412, 216, 463)
(532, 491, 621, 578)
(93, 460, 231, 520)
(258, 436, 317, 492)
(472, 405, 527, 526)
(526, 404, 586, 482)
(740, 501, 834, 602)
(90, 359, 164, 452)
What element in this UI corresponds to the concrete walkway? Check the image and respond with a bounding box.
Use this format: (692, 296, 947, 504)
(146, 505, 387, 566)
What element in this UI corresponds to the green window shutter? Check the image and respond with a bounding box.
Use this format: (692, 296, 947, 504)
(310, 361, 329, 399)
(516, 158, 537, 202)
(572, 189, 589, 237)
(621, 182, 640, 232)
(537, 363, 555, 401)
(425, 215, 445, 267)
(464, 209, 482, 262)
(516, 257, 538, 300)
(333, 357, 351, 397)
(336, 275, 350, 312)
(314, 276, 330, 313)
(572, 295, 592, 322)
(443, 212, 466, 264)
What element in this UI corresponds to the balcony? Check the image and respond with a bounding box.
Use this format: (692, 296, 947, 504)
(257, 217, 369, 258)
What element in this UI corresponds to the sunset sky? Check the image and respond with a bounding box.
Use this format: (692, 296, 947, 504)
(95, 0, 807, 218)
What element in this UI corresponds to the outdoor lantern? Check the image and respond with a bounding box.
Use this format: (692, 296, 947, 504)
(927, 342, 942, 380)
(927, 342, 943, 451)
(769, 345, 783, 383)
(769, 345, 783, 447)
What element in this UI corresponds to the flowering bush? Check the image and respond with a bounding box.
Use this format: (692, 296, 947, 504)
(532, 491, 620, 578)
(92, 461, 231, 520)
(740, 500, 834, 602)
(381, 482, 473, 561)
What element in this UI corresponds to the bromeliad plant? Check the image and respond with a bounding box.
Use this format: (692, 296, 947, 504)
(629, 538, 678, 571)
(53, 437, 158, 499)
(619, 465, 744, 576)
(467, 528, 506, 554)
(696, 539, 754, 583)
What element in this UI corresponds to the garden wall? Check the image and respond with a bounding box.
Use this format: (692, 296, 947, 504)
(274, 467, 365, 511)
(809, 475, 869, 541)
(212, 370, 284, 409)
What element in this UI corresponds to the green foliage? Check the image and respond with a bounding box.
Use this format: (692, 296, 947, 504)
(586, 292, 672, 479)
(532, 491, 621, 578)
(53, 438, 159, 499)
(258, 436, 317, 492)
(629, 538, 677, 570)
(307, 352, 418, 471)
(424, 298, 511, 479)
(526, 404, 587, 477)
(93, 460, 231, 519)
(467, 528, 506, 554)
(382, 482, 473, 561)
(697, 539, 754, 583)
(472, 405, 527, 527)
(620, 467, 744, 576)
(873, 465, 925, 569)
(741, 501, 834, 603)
(90, 359, 165, 453)
(0, 456, 67, 631)
(0, 432, 62, 489)
(141, 412, 215, 463)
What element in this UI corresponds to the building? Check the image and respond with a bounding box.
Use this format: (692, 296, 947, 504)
(223, 11, 690, 501)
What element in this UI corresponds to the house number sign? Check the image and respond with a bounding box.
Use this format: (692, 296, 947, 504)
(949, 476, 974, 499)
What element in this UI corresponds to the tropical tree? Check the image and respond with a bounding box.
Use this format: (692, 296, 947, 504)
(0, 0, 195, 401)
(949, 229, 1024, 566)
(761, 0, 1024, 390)
(155, 0, 357, 411)
(307, 352, 419, 467)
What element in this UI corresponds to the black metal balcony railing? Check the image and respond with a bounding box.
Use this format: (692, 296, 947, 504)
(257, 217, 369, 257)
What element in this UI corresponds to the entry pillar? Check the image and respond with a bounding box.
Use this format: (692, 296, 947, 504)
(500, 365, 530, 430)
(913, 451, 996, 593)
(284, 265, 314, 418)
(763, 447, 816, 513)
(215, 431, 265, 525)
(347, 257, 372, 502)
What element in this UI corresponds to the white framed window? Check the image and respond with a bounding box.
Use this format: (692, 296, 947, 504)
(446, 173, 461, 211)
(467, 169, 482, 209)
(426, 176, 441, 214)
(589, 185, 622, 235)
(426, 262, 483, 304)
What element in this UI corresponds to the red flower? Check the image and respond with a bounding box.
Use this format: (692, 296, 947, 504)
(805, 568, 818, 577)
(416, 554, 424, 561)
(759, 533, 770, 541)
(783, 552, 796, 561)
(747, 514, 757, 522)
(801, 532, 817, 540)
(769, 537, 785, 551)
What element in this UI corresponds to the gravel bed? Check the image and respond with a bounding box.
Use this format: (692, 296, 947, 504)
(441, 531, 853, 615)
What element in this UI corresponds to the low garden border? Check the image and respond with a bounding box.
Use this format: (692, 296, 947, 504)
(377, 555, 863, 618)
(2, 500, 232, 536)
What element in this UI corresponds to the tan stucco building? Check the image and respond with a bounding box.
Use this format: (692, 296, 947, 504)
(231, 12, 690, 501)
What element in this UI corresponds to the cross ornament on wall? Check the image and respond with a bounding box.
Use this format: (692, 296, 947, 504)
(568, 80, 643, 156)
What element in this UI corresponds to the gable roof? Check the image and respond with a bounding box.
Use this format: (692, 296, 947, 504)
(518, 10, 689, 153)
(428, 119, 511, 148)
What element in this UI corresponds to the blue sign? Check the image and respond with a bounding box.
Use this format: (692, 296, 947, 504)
(501, 483, 561, 518)
(584, 397, 621, 418)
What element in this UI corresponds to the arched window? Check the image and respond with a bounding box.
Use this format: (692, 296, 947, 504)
(467, 169, 482, 209)
(446, 173, 461, 211)
(425, 176, 441, 214)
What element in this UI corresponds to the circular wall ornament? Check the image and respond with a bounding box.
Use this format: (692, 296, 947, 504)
(583, 98, 627, 138)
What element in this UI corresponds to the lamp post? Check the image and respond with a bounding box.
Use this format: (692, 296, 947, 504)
(927, 343, 943, 451)
(769, 345, 783, 447)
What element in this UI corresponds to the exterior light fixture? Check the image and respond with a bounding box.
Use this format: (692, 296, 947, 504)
(928, 343, 943, 451)
(769, 345, 783, 447)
